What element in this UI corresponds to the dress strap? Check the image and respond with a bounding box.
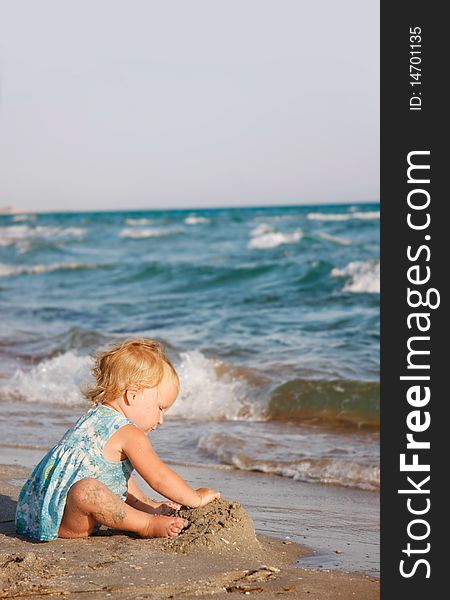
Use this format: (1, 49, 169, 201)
(92, 405, 133, 453)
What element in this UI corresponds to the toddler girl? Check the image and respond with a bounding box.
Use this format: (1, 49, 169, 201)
(15, 339, 220, 540)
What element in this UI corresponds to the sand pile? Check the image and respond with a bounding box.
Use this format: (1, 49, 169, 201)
(165, 498, 260, 555)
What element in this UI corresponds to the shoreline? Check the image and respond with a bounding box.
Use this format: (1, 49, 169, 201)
(0, 464, 379, 600)
(140, 463, 380, 576)
(0, 446, 379, 575)
(1, 445, 379, 575)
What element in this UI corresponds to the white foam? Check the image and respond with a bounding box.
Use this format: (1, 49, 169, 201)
(184, 215, 210, 225)
(1, 352, 93, 405)
(250, 457, 380, 491)
(171, 351, 263, 421)
(12, 214, 36, 222)
(0, 348, 263, 418)
(119, 227, 177, 239)
(0, 225, 87, 249)
(352, 211, 380, 220)
(198, 432, 379, 490)
(125, 218, 154, 226)
(248, 223, 302, 249)
(253, 215, 297, 223)
(317, 232, 352, 246)
(331, 260, 380, 293)
(250, 223, 273, 237)
(307, 211, 380, 222)
(0, 261, 96, 277)
(59, 227, 86, 237)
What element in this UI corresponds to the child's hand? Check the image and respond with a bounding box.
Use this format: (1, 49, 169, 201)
(196, 487, 221, 507)
(152, 501, 181, 516)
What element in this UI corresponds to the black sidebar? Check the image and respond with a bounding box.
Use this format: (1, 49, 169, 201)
(381, 1, 446, 598)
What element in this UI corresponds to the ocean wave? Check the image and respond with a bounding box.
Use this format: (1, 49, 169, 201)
(0, 261, 98, 278)
(317, 232, 352, 246)
(238, 456, 380, 490)
(1, 352, 92, 405)
(331, 260, 380, 294)
(0, 225, 87, 250)
(0, 349, 264, 419)
(249, 224, 272, 237)
(119, 227, 178, 239)
(198, 432, 379, 490)
(248, 224, 303, 249)
(172, 350, 264, 421)
(0, 348, 379, 430)
(268, 378, 379, 428)
(184, 215, 210, 225)
(253, 215, 297, 222)
(12, 214, 37, 222)
(125, 218, 154, 226)
(2, 327, 113, 363)
(307, 211, 380, 222)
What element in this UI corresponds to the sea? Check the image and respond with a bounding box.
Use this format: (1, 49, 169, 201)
(0, 203, 379, 493)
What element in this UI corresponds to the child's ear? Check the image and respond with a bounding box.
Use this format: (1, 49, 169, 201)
(125, 389, 139, 405)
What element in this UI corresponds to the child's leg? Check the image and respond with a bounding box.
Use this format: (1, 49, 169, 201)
(59, 478, 187, 539)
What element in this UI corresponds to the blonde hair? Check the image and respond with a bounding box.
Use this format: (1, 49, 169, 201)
(85, 338, 179, 405)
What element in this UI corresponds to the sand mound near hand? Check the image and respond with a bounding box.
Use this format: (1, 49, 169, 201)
(166, 498, 260, 555)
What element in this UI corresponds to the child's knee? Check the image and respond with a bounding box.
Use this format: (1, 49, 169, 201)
(68, 477, 104, 505)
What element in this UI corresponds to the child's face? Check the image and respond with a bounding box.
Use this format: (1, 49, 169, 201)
(129, 369, 178, 433)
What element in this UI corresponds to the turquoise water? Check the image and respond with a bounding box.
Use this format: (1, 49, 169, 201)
(0, 203, 379, 490)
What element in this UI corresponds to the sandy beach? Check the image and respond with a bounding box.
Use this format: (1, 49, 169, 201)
(0, 462, 379, 599)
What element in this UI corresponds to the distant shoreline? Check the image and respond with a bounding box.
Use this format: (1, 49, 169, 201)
(0, 206, 32, 215)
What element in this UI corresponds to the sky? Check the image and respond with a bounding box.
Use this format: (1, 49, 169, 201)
(0, 0, 379, 212)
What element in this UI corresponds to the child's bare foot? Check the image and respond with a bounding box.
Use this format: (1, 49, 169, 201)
(141, 515, 188, 538)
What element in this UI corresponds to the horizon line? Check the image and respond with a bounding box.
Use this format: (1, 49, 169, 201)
(1, 198, 380, 216)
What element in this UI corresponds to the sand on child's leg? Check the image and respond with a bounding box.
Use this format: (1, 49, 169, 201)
(58, 478, 187, 539)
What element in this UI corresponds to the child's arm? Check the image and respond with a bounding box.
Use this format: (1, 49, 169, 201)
(126, 477, 180, 514)
(126, 476, 164, 508)
(121, 426, 218, 508)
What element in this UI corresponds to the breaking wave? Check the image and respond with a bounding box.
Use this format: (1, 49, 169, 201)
(267, 378, 379, 428)
(0, 349, 378, 430)
(0, 350, 264, 420)
(119, 227, 179, 239)
(198, 431, 379, 491)
(184, 215, 210, 225)
(0, 261, 98, 278)
(331, 260, 380, 293)
(171, 351, 264, 420)
(248, 224, 303, 249)
(12, 214, 37, 222)
(307, 211, 380, 222)
(125, 218, 154, 226)
(0, 225, 87, 250)
(1, 352, 92, 405)
(317, 232, 352, 246)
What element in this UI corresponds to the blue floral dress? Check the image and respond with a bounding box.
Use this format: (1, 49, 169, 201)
(15, 404, 135, 541)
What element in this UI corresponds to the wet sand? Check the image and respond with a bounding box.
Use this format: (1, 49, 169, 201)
(0, 464, 379, 599)
(0, 445, 380, 575)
